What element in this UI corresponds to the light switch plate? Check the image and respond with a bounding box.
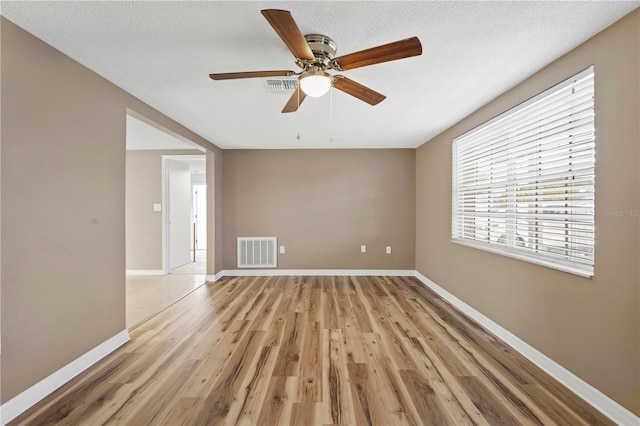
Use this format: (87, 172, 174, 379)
(153, 203, 162, 212)
(386, 246, 392, 254)
(279, 246, 285, 254)
(361, 245, 367, 253)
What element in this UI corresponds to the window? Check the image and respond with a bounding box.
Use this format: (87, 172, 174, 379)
(452, 66, 595, 277)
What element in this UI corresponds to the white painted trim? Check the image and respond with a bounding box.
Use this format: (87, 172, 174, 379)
(218, 269, 415, 277)
(161, 156, 169, 274)
(0, 330, 130, 425)
(206, 271, 225, 282)
(412, 271, 640, 426)
(125, 269, 165, 276)
(162, 155, 206, 274)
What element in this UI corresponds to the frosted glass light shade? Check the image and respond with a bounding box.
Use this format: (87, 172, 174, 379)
(300, 72, 332, 97)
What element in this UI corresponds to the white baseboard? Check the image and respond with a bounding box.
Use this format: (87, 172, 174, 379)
(206, 271, 225, 282)
(0, 330, 130, 425)
(126, 269, 164, 276)
(413, 271, 639, 426)
(217, 269, 415, 277)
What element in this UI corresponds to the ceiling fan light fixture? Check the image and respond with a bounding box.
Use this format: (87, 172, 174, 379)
(299, 70, 332, 97)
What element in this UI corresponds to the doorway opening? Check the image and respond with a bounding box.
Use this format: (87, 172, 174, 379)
(169, 183, 206, 274)
(125, 112, 209, 329)
(163, 156, 207, 276)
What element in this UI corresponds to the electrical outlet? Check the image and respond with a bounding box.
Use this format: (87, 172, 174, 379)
(386, 246, 392, 254)
(361, 245, 367, 253)
(279, 245, 286, 254)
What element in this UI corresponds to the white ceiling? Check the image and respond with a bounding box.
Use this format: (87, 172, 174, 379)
(2, 1, 638, 149)
(126, 114, 205, 151)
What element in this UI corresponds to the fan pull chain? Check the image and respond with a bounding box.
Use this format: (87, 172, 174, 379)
(296, 85, 301, 140)
(329, 86, 334, 142)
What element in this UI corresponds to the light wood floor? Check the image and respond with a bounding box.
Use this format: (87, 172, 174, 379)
(12, 276, 612, 425)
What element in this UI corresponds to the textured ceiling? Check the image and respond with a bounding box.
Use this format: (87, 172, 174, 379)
(2, 1, 638, 149)
(126, 115, 205, 151)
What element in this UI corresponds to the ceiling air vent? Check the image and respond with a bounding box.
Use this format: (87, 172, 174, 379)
(237, 237, 277, 268)
(264, 79, 298, 94)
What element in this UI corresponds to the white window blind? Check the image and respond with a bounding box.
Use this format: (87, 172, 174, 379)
(452, 66, 595, 277)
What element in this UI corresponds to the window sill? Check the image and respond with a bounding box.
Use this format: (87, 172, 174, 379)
(451, 238, 594, 278)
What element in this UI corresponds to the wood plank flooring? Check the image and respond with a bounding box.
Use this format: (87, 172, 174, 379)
(11, 276, 613, 425)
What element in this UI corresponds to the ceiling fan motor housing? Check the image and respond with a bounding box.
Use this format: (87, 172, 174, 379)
(302, 34, 337, 67)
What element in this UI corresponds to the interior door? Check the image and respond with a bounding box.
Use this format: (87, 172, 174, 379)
(168, 159, 192, 270)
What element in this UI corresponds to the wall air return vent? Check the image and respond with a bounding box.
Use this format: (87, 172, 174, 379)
(264, 79, 298, 94)
(237, 237, 277, 268)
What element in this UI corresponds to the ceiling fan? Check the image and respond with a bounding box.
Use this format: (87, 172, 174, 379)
(209, 9, 423, 113)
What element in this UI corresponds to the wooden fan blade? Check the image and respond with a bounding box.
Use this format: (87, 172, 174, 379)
(332, 36, 422, 71)
(333, 77, 386, 106)
(261, 9, 314, 61)
(209, 70, 296, 80)
(282, 86, 307, 113)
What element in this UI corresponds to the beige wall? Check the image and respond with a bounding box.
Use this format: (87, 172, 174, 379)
(0, 18, 222, 403)
(416, 10, 639, 415)
(223, 149, 415, 270)
(125, 150, 202, 270)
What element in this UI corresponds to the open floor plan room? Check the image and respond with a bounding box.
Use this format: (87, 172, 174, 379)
(11, 276, 611, 425)
(2, 2, 638, 424)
